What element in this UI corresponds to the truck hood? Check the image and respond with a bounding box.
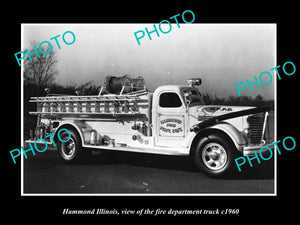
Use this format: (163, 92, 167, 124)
(190, 105, 255, 121)
(188, 105, 271, 139)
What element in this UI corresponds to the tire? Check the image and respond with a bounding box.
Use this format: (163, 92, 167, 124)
(193, 133, 239, 178)
(57, 128, 84, 163)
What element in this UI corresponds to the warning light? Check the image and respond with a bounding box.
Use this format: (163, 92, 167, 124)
(187, 78, 202, 86)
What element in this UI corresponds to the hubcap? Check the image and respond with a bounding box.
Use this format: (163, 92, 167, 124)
(61, 138, 76, 159)
(201, 143, 227, 171)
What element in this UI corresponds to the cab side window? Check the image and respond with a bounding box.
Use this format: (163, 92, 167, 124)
(159, 92, 182, 108)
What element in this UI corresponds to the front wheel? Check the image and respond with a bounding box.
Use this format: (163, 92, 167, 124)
(193, 133, 239, 178)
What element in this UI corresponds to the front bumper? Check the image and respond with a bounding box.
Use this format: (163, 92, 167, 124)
(243, 143, 275, 156)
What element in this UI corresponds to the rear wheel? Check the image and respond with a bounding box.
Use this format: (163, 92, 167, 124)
(193, 133, 239, 178)
(57, 128, 84, 163)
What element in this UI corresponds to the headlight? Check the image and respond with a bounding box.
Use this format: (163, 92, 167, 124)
(241, 128, 249, 142)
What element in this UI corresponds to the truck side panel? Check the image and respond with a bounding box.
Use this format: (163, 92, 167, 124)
(55, 119, 155, 149)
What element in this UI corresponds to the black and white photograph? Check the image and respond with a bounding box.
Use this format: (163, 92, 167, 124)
(5, 4, 298, 220)
(21, 23, 276, 195)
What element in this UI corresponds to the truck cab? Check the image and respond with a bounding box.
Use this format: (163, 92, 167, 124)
(153, 85, 204, 148)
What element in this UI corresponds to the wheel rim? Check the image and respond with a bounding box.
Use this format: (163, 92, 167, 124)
(61, 138, 76, 159)
(201, 142, 228, 171)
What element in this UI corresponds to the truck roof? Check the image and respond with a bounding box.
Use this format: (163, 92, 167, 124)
(154, 85, 196, 94)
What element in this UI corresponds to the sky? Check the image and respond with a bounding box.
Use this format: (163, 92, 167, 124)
(23, 23, 276, 99)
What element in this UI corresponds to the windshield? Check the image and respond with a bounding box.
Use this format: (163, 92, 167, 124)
(182, 88, 205, 106)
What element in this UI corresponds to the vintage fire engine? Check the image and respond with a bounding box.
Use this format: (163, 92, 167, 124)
(27, 75, 274, 177)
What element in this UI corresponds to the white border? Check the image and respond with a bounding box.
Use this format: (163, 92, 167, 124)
(21, 23, 277, 196)
(274, 23, 277, 196)
(21, 24, 24, 195)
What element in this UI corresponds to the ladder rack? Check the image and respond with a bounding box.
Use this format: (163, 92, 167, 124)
(29, 90, 150, 117)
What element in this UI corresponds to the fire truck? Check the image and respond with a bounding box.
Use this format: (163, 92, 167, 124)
(27, 75, 274, 177)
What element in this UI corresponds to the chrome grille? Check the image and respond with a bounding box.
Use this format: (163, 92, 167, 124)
(247, 112, 267, 145)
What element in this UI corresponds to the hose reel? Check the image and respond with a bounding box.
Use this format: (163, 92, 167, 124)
(104, 74, 145, 94)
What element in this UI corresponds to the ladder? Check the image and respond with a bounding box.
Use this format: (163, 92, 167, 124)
(29, 88, 149, 117)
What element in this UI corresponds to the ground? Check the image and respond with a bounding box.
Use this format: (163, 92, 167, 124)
(23, 148, 274, 194)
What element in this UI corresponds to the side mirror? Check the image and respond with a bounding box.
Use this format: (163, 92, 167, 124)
(184, 92, 191, 106)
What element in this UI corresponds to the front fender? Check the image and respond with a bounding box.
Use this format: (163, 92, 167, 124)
(209, 122, 246, 151)
(188, 122, 246, 153)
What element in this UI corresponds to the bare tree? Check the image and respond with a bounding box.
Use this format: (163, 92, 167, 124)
(24, 41, 58, 88)
(23, 41, 58, 138)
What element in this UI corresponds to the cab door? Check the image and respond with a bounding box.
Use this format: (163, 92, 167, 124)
(155, 91, 187, 147)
